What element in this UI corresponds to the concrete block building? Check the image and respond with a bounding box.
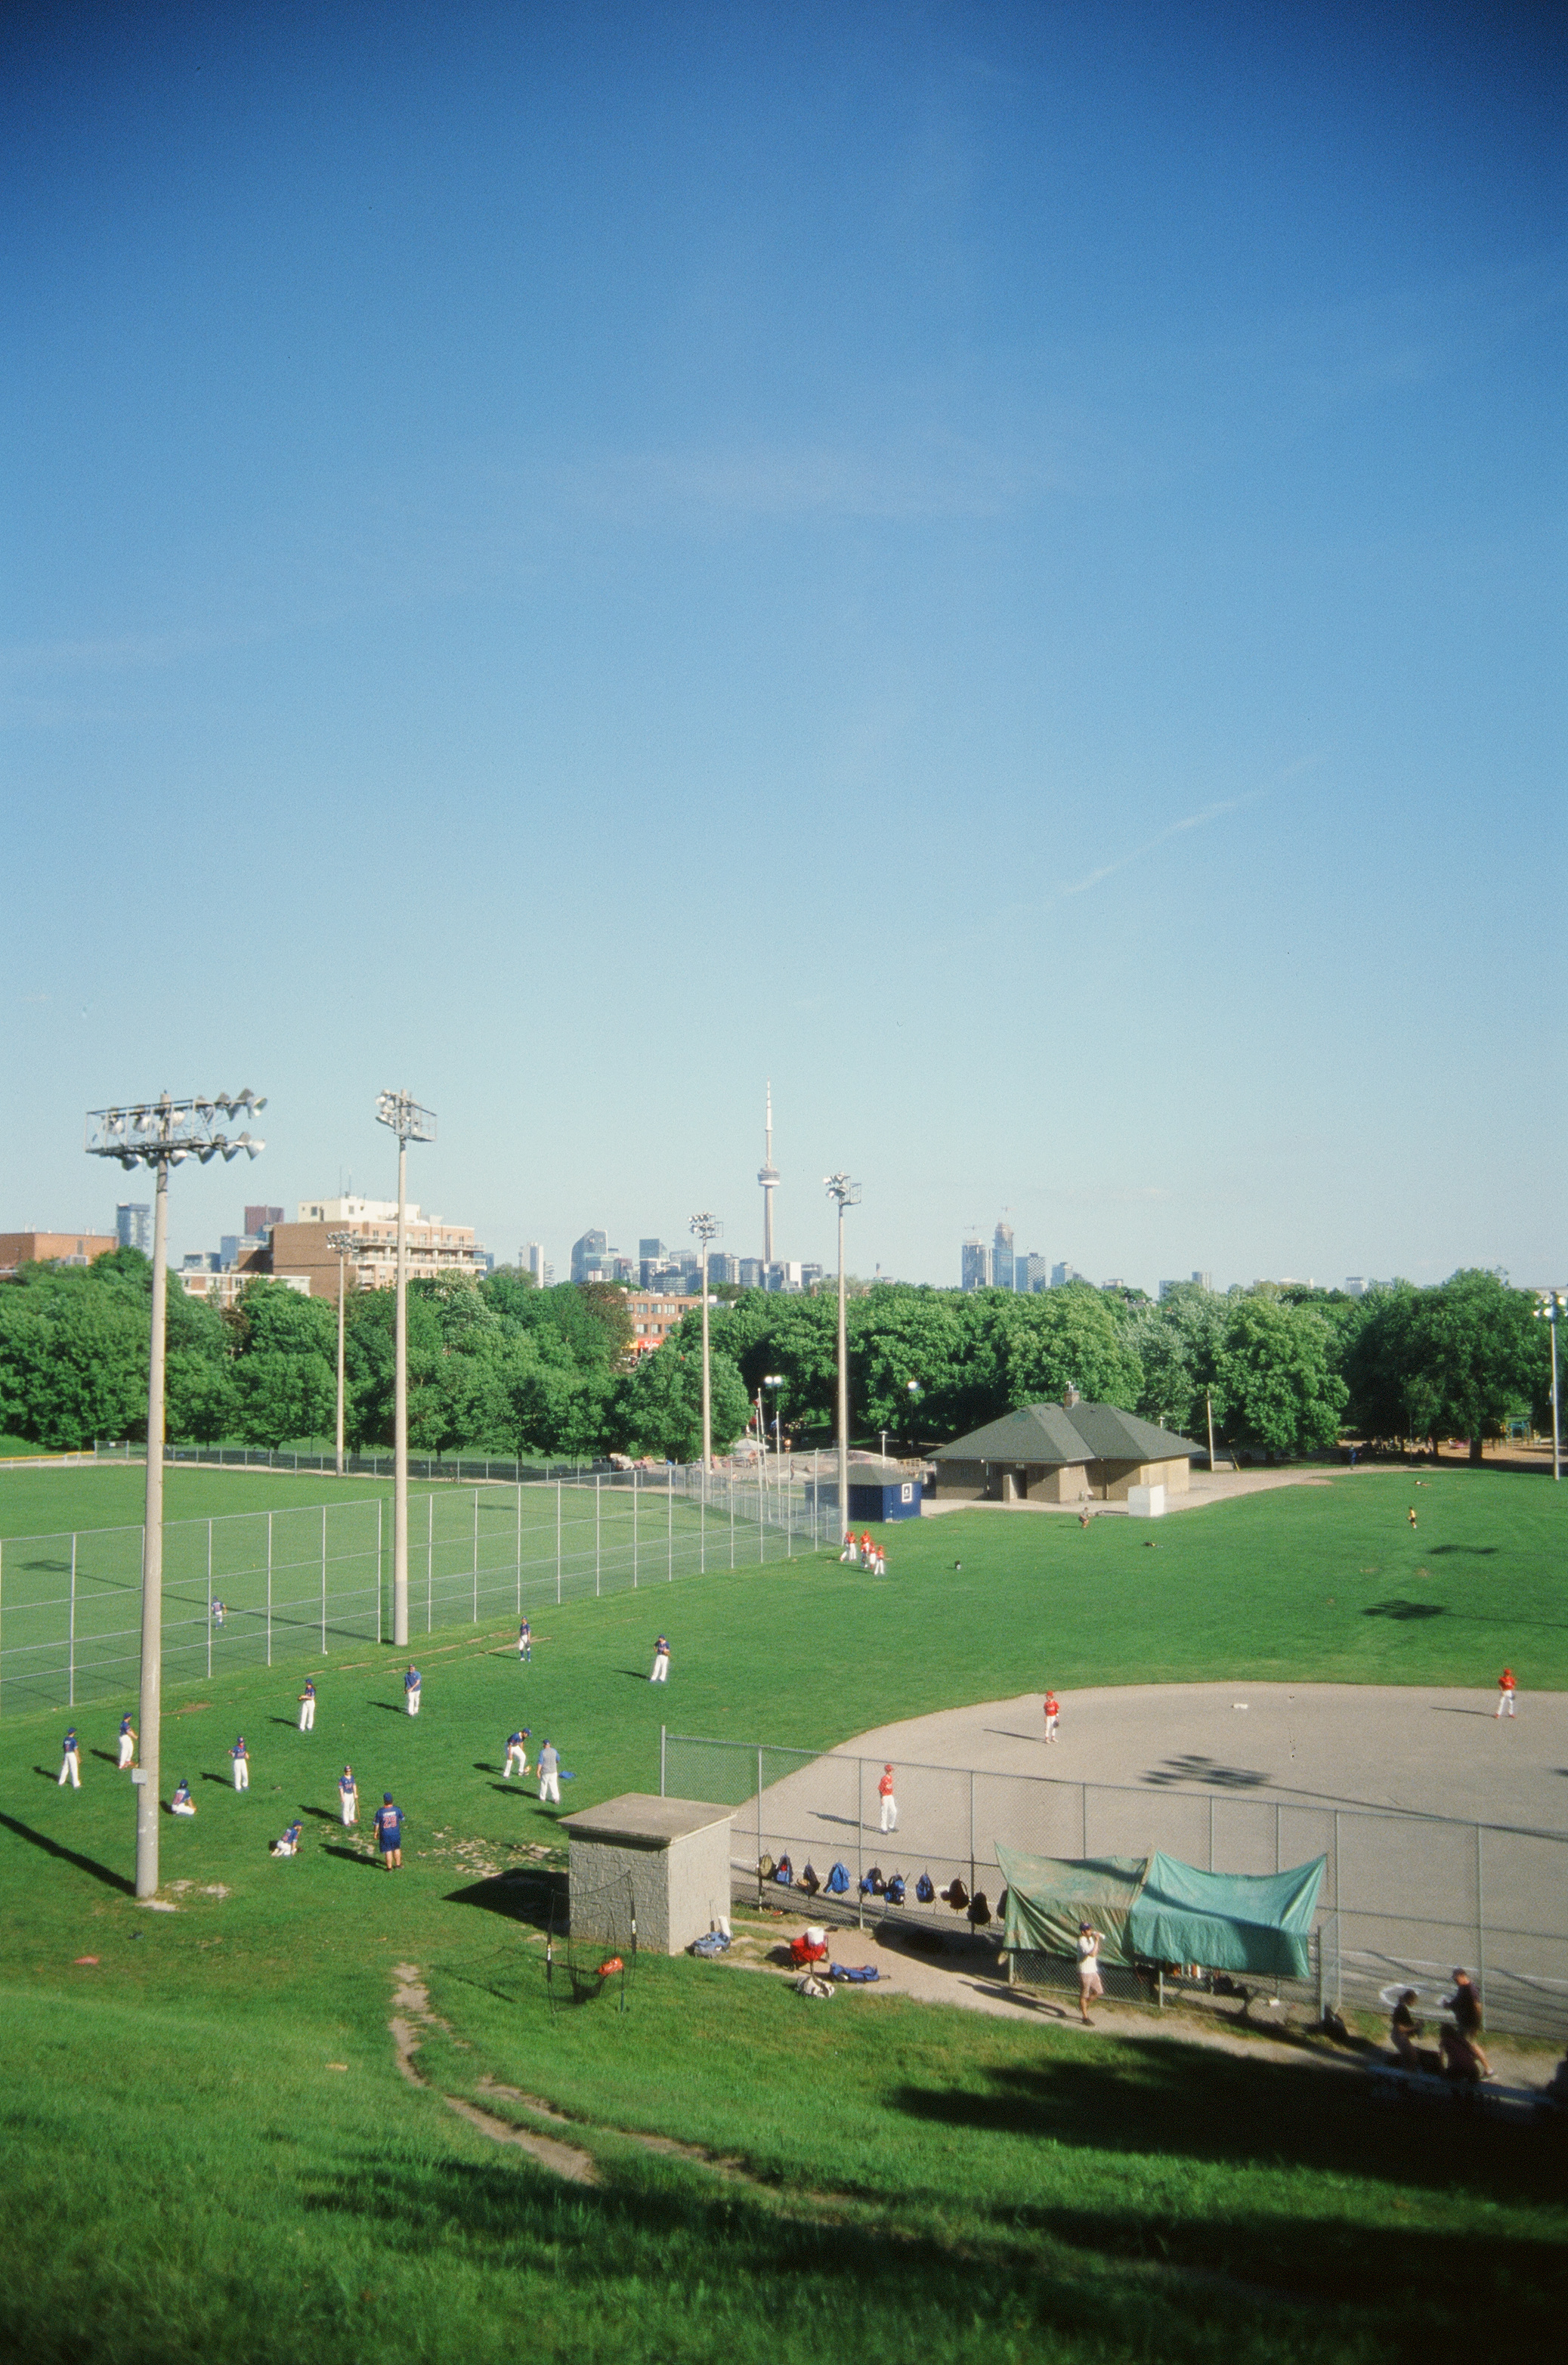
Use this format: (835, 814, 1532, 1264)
(931, 1396, 1198, 1505)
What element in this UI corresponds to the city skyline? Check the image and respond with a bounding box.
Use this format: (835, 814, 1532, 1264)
(4, 7, 1560, 1295)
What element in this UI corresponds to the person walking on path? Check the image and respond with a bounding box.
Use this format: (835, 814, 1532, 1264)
(503, 1729, 530, 1779)
(1044, 1691, 1060, 1745)
(404, 1663, 422, 1717)
(298, 1678, 317, 1733)
(1076, 1922, 1106, 2024)
(169, 1779, 195, 1816)
(877, 1764, 898, 1834)
(373, 1794, 404, 1869)
(117, 1715, 137, 1770)
(338, 1766, 358, 1827)
(57, 1727, 81, 1788)
(231, 1735, 250, 1792)
(1443, 1968, 1492, 2078)
(649, 1636, 671, 1683)
(518, 1618, 532, 1662)
(1496, 1667, 1517, 1718)
(537, 1739, 561, 1806)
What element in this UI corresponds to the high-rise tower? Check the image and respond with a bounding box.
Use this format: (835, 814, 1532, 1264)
(757, 1082, 779, 1264)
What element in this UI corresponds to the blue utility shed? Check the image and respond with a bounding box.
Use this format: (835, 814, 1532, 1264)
(807, 1461, 924, 1523)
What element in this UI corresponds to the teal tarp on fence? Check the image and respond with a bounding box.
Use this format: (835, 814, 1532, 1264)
(997, 1844, 1326, 1980)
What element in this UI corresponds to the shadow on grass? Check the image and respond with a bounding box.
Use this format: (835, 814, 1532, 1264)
(321, 1844, 382, 1869)
(0, 1809, 133, 1894)
(89, 1749, 119, 1767)
(299, 1805, 341, 1824)
(1363, 1600, 1445, 1621)
(1428, 1544, 1499, 1557)
(444, 1866, 564, 1927)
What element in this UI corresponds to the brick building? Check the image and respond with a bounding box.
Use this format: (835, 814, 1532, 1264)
(269, 1196, 487, 1299)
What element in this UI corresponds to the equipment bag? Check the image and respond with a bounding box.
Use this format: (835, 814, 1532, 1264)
(944, 1878, 969, 1912)
(757, 1854, 776, 1880)
(885, 1875, 907, 1906)
(915, 1872, 936, 1903)
(798, 1864, 821, 1896)
(824, 1862, 850, 1896)
(774, 1854, 793, 1887)
(828, 1963, 880, 1983)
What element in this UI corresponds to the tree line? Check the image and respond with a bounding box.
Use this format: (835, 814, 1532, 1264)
(0, 1250, 1551, 1467)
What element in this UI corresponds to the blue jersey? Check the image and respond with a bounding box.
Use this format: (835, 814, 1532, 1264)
(339, 1773, 356, 1797)
(231, 1739, 247, 1760)
(283, 1822, 302, 1844)
(508, 1733, 525, 1751)
(173, 1783, 191, 1804)
(374, 1804, 403, 1845)
(302, 1681, 315, 1698)
(404, 1669, 420, 1692)
(119, 1717, 133, 1736)
(63, 1730, 77, 1753)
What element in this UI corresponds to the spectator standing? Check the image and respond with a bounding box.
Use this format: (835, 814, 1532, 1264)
(1445, 1969, 1492, 2077)
(1390, 1990, 1422, 2067)
(537, 1739, 561, 1806)
(1076, 1923, 1106, 2024)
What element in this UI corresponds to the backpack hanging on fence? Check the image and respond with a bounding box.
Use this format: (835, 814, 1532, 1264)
(824, 1862, 850, 1896)
(798, 1864, 821, 1896)
(858, 1866, 886, 1897)
(915, 1872, 936, 1903)
(943, 1878, 969, 1912)
(774, 1855, 793, 1887)
(757, 1854, 776, 1881)
(885, 1874, 906, 1906)
(968, 1890, 991, 1927)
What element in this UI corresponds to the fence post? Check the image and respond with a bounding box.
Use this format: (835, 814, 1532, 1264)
(1081, 1782, 1088, 1858)
(321, 1504, 328, 1653)
(857, 1756, 864, 1929)
(1276, 1801, 1282, 1874)
(556, 1479, 563, 1606)
(969, 1768, 976, 1907)
(267, 1510, 274, 1666)
(1476, 1824, 1486, 2017)
(1209, 1793, 1215, 1872)
(729, 1472, 735, 1569)
(207, 1519, 213, 1678)
(667, 1467, 673, 1580)
(595, 1474, 601, 1598)
(427, 1490, 434, 1635)
(632, 1467, 639, 1588)
(1333, 1810, 1342, 2009)
(516, 1482, 522, 1617)
(376, 1498, 383, 1646)
(472, 1487, 478, 1625)
(69, 1532, 76, 1709)
(757, 1745, 764, 1910)
(759, 1462, 764, 1562)
(660, 1724, 666, 1796)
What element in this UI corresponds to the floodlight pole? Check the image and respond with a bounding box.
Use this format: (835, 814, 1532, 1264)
(1536, 1293, 1565, 1482)
(824, 1174, 861, 1541)
(377, 1090, 437, 1646)
(690, 1213, 721, 1474)
(84, 1089, 265, 1900)
(326, 1231, 360, 1477)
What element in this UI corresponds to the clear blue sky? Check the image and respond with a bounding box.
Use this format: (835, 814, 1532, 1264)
(4, 2, 1563, 1290)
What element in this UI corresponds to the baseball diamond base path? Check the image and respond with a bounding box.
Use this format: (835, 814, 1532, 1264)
(724, 1685, 1568, 2033)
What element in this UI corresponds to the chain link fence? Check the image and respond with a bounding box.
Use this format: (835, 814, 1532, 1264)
(660, 1730, 1568, 2042)
(0, 1463, 833, 1717)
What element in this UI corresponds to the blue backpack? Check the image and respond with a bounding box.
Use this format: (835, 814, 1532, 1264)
(885, 1874, 906, 1906)
(915, 1872, 936, 1903)
(690, 1931, 731, 1957)
(824, 1862, 850, 1896)
(773, 1854, 793, 1887)
(829, 1963, 880, 1983)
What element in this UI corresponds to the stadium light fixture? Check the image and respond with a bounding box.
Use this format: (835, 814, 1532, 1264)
(376, 1091, 436, 1643)
(326, 1230, 367, 1479)
(689, 1213, 722, 1473)
(85, 1092, 266, 1900)
(1535, 1291, 1566, 1483)
(824, 1174, 861, 1538)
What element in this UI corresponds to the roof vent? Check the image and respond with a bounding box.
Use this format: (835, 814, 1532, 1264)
(1062, 1384, 1079, 1408)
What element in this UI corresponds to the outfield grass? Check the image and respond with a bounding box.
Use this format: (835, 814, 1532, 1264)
(2, 1466, 1564, 2363)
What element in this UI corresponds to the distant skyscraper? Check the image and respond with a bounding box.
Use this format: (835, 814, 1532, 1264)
(757, 1083, 779, 1265)
(738, 1258, 764, 1289)
(244, 1205, 283, 1238)
(1050, 1260, 1087, 1288)
(1019, 1251, 1048, 1293)
(993, 1220, 1015, 1292)
(961, 1239, 991, 1291)
(523, 1242, 547, 1287)
(570, 1229, 608, 1282)
(116, 1202, 151, 1255)
(1191, 1270, 1212, 1292)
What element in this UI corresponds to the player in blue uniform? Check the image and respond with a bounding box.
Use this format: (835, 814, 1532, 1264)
(169, 1779, 195, 1816)
(517, 1618, 532, 1662)
(117, 1714, 137, 1770)
(231, 1735, 250, 1792)
(271, 1819, 304, 1857)
(58, 1727, 81, 1788)
(212, 1599, 226, 1628)
(503, 1729, 530, 1778)
(404, 1664, 422, 1717)
(649, 1636, 670, 1683)
(338, 1766, 358, 1826)
(298, 1677, 317, 1733)
(373, 1795, 404, 1868)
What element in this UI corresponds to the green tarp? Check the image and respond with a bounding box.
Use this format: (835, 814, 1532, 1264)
(997, 1844, 1326, 1980)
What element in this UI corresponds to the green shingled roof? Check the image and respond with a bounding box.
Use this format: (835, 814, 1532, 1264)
(930, 1401, 1199, 1466)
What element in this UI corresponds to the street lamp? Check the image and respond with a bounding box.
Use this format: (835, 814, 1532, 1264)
(764, 1374, 784, 1470)
(824, 1173, 861, 1546)
(905, 1377, 922, 1449)
(325, 1230, 365, 1478)
(376, 1090, 436, 1646)
(690, 1213, 721, 1474)
(85, 1090, 265, 1900)
(1535, 1291, 1566, 1483)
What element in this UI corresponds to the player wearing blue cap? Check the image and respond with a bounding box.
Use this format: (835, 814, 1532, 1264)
(649, 1635, 670, 1683)
(298, 1677, 317, 1733)
(503, 1729, 530, 1779)
(404, 1664, 422, 1716)
(338, 1766, 358, 1827)
(57, 1727, 81, 1788)
(517, 1618, 532, 1662)
(169, 1779, 195, 1816)
(271, 1819, 304, 1858)
(230, 1736, 250, 1792)
(117, 1714, 137, 1770)
(373, 1795, 404, 1868)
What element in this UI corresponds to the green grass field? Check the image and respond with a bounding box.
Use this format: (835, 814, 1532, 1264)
(2, 1466, 1564, 2362)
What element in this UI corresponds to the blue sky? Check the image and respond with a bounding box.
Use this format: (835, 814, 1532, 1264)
(4, 2, 1563, 1290)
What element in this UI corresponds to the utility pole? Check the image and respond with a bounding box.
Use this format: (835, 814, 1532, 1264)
(326, 1229, 361, 1477)
(86, 1090, 265, 1898)
(824, 1173, 861, 1544)
(377, 1090, 435, 1646)
(690, 1212, 721, 1473)
(1536, 1293, 1565, 1482)
(1205, 1387, 1217, 1474)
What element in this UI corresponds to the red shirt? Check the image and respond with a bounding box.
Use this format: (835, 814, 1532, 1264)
(1499, 1671, 1516, 1691)
(878, 1771, 895, 1797)
(1044, 1695, 1059, 1717)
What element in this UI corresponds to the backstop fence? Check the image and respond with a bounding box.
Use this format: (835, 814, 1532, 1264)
(660, 1730, 1568, 2044)
(0, 1464, 830, 1718)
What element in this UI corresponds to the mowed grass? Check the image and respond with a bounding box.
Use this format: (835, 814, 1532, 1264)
(1, 1465, 1565, 2363)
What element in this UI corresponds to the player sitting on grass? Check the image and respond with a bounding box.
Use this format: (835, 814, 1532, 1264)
(270, 1820, 304, 1857)
(169, 1780, 195, 1816)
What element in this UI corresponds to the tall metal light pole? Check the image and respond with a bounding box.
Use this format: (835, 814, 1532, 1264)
(690, 1213, 721, 1473)
(376, 1090, 436, 1645)
(1536, 1291, 1565, 1482)
(85, 1091, 265, 1899)
(765, 1374, 784, 1469)
(824, 1173, 861, 1541)
(326, 1229, 363, 1477)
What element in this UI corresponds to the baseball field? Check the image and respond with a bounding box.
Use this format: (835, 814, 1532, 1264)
(0, 1462, 1563, 2363)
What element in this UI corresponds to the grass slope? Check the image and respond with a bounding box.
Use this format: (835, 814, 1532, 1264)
(2, 1466, 1564, 2362)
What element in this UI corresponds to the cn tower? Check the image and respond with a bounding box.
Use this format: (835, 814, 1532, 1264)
(757, 1081, 779, 1265)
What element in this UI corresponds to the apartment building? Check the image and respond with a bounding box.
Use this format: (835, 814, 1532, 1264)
(271, 1196, 487, 1298)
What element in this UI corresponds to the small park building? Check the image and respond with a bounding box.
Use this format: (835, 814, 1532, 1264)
(931, 1396, 1199, 1505)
